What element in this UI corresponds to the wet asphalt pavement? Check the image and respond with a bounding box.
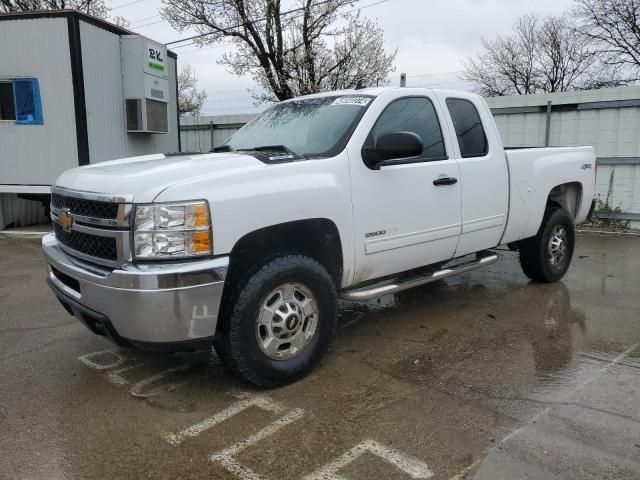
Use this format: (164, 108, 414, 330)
(1, 234, 639, 480)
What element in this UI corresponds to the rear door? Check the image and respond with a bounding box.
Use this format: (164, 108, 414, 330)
(347, 92, 462, 283)
(436, 93, 509, 256)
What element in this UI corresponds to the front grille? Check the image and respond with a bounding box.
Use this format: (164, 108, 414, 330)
(51, 193, 119, 220)
(53, 222, 117, 261)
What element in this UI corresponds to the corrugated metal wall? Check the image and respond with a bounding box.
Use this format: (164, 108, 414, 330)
(487, 86, 640, 227)
(0, 194, 47, 230)
(179, 114, 255, 152)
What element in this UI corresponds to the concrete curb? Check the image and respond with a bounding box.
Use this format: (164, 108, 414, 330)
(577, 229, 640, 237)
(0, 230, 50, 238)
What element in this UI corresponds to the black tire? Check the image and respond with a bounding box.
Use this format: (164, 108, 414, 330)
(518, 206, 575, 283)
(215, 255, 337, 387)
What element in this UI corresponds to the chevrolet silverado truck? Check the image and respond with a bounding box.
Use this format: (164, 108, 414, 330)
(43, 88, 596, 386)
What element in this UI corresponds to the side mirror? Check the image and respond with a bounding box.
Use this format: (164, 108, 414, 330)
(363, 131, 424, 168)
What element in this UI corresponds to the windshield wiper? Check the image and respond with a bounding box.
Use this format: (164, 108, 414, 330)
(211, 145, 235, 152)
(237, 145, 308, 159)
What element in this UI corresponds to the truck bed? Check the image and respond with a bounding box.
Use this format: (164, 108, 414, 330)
(501, 146, 596, 244)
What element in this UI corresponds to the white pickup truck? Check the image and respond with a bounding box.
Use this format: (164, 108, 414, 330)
(43, 88, 596, 386)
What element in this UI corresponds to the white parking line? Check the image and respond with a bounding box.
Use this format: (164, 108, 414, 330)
(304, 439, 433, 480)
(210, 408, 305, 480)
(77, 348, 130, 370)
(105, 362, 143, 386)
(165, 395, 286, 446)
(129, 364, 191, 398)
(78, 350, 433, 480)
(448, 459, 481, 480)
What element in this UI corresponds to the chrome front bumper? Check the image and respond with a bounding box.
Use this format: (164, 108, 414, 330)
(42, 233, 228, 345)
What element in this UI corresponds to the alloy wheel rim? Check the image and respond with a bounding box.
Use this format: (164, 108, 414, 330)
(255, 283, 319, 360)
(548, 225, 568, 267)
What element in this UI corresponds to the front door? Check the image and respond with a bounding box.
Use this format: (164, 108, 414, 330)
(347, 93, 462, 283)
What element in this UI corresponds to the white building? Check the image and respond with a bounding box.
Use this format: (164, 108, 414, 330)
(0, 10, 180, 229)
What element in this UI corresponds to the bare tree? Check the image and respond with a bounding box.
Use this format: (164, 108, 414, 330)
(178, 64, 207, 116)
(1, 0, 106, 15)
(161, 0, 397, 102)
(463, 12, 623, 96)
(574, 0, 640, 77)
(0, 0, 130, 27)
(463, 14, 539, 96)
(111, 14, 130, 28)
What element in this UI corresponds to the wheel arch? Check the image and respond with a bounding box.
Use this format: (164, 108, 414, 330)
(216, 218, 343, 336)
(546, 181, 583, 219)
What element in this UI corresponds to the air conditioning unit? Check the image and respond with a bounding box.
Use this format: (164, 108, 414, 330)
(121, 35, 169, 134)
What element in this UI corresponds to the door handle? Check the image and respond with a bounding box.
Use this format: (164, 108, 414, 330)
(433, 176, 458, 186)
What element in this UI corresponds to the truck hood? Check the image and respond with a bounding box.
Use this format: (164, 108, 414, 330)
(54, 153, 266, 202)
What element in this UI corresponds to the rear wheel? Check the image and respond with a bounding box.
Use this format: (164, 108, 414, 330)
(518, 206, 575, 283)
(215, 255, 337, 387)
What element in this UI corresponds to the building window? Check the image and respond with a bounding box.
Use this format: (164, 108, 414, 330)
(0, 81, 15, 121)
(0, 78, 43, 125)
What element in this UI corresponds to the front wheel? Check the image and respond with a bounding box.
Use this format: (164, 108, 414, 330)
(518, 206, 575, 283)
(215, 255, 337, 387)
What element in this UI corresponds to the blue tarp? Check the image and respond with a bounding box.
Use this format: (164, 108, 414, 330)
(13, 78, 43, 125)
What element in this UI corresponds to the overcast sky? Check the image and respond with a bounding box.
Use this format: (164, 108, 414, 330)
(117, 0, 575, 116)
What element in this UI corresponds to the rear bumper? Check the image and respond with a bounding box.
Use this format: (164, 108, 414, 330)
(42, 233, 228, 346)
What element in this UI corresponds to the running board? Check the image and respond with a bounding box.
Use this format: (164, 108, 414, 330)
(339, 252, 499, 302)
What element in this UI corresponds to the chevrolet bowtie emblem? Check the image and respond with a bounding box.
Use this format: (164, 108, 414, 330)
(58, 209, 74, 232)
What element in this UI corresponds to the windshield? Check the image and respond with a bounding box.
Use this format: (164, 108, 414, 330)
(225, 95, 373, 158)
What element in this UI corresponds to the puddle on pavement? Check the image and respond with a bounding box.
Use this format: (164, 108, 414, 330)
(71, 250, 631, 416)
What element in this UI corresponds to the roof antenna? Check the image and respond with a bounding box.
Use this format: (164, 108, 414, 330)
(400, 73, 406, 87)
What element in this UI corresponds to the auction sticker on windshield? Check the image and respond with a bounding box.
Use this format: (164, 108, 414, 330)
(331, 96, 372, 106)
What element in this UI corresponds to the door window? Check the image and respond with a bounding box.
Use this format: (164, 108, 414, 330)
(446, 98, 487, 158)
(365, 97, 446, 166)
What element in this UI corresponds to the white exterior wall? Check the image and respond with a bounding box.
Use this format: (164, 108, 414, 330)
(0, 17, 78, 185)
(80, 21, 179, 163)
(487, 87, 640, 228)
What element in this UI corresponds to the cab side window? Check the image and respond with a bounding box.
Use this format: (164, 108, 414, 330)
(446, 98, 488, 158)
(365, 97, 446, 165)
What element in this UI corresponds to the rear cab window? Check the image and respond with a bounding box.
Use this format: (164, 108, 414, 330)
(445, 98, 488, 158)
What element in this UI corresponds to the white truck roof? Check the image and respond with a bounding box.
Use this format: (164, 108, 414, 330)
(280, 87, 473, 103)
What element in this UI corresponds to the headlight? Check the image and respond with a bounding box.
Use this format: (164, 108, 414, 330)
(133, 201, 212, 259)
